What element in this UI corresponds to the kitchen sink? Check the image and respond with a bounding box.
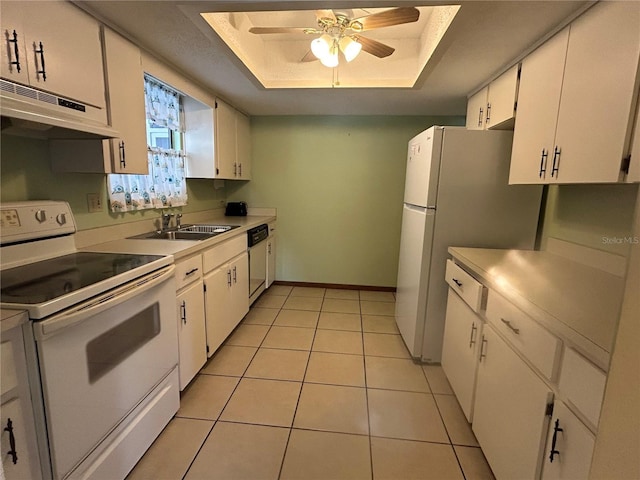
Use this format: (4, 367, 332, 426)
(128, 224, 240, 241)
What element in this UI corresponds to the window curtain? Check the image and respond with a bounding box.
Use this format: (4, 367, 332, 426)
(107, 76, 187, 212)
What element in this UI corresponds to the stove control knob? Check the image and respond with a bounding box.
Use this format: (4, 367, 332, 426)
(56, 213, 67, 225)
(35, 209, 47, 223)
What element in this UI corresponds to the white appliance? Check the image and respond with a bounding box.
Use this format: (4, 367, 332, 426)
(0, 201, 179, 480)
(395, 126, 542, 363)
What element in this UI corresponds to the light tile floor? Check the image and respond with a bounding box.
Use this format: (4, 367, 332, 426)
(128, 286, 495, 480)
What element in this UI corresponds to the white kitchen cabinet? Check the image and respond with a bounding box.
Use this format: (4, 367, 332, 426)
(466, 65, 519, 131)
(466, 86, 488, 130)
(50, 28, 149, 175)
(473, 324, 553, 480)
(541, 400, 595, 480)
(184, 98, 251, 180)
(441, 289, 482, 422)
(510, 1, 640, 184)
(101, 28, 148, 174)
(0, 1, 106, 109)
(266, 223, 276, 288)
(1, 320, 42, 480)
(203, 235, 249, 356)
(175, 255, 207, 390)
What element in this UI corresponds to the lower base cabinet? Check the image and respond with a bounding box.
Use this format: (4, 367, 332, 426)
(204, 251, 249, 356)
(472, 324, 553, 480)
(176, 280, 207, 390)
(541, 400, 595, 479)
(441, 289, 482, 422)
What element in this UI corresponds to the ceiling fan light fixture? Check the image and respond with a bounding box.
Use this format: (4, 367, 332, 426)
(320, 43, 339, 67)
(311, 34, 332, 60)
(339, 36, 362, 62)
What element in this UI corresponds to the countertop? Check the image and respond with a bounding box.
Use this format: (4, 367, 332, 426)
(1, 308, 29, 332)
(448, 246, 626, 370)
(81, 213, 276, 261)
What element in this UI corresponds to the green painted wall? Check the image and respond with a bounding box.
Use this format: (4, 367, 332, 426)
(0, 134, 226, 230)
(226, 116, 465, 287)
(540, 183, 639, 257)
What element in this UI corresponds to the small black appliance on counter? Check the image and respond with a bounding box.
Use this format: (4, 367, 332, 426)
(225, 201, 248, 216)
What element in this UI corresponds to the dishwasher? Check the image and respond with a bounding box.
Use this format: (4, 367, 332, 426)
(247, 224, 269, 305)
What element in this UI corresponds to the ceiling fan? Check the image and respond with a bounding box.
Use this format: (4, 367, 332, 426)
(248, 7, 420, 67)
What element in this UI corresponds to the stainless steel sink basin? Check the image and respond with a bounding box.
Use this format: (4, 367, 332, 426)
(128, 224, 240, 241)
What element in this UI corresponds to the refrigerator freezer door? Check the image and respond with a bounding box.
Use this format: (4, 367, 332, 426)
(394, 204, 436, 357)
(403, 127, 442, 208)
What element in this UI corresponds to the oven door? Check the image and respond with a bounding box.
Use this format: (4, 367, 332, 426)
(32, 266, 177, 479)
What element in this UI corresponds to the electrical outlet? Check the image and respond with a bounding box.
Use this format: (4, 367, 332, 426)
(219, 200, 226, 207)
(87, 193, 103, 213)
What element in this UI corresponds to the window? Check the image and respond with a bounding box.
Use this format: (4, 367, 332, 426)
(107, 75, 187, 212)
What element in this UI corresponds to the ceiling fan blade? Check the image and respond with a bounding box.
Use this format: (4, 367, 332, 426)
(352, 35, 395, 58)
(315, 9, 337, 23)
(249, 27, 313, 34)
(301, 50, 318, 62)
(350, 7, 420, 31)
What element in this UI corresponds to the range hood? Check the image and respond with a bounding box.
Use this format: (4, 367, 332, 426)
(0, 80, 119, 139)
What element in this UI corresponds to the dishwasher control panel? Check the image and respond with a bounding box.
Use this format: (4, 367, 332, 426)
(247, 224, 269, 247)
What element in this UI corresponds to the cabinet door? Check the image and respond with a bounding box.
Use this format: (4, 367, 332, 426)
(230, 252, 249, 326)
(486, 64, 519, 130)
(473, 325, 553, 480)
(204, 265, 233, 357)
(177, 281, 207, 390)
(1, 398, 40, 480)
(0, 3, 30, 84)
(266, 235, 276, 288)
(628, 100, 640, 183)
(441, 289, 481, 422)
(509, 28, 568, 184)
(236, 110, 251, 179)
(552, 1, 640, 183)
(19, 1, 106, 108)
(215, 98, 237, 179)
(103, 28, 148, 175)
(541, 400, 595, 480)
(466, 86, 488, 130)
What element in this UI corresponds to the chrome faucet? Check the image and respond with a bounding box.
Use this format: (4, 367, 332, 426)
(161, 213, 174, 231)
(176, 213, 183, 229)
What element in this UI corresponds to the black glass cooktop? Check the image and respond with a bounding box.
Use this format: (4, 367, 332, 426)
(1, 252, 165, 304)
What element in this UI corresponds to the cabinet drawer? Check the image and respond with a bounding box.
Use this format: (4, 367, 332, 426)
(558, 348, 606, 428)
(203, 235, 247, 273)
(175, 255, 203, 290)
(486, 290, 561, 380)
(445, 260, 484, 312)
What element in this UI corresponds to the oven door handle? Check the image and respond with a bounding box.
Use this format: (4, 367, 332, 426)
(34, 265, 175, 340)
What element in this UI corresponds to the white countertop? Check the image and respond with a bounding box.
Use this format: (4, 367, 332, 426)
(81, 213, 276, 261)
(448, 247, 626, 370)
(1, 308, 29, 332)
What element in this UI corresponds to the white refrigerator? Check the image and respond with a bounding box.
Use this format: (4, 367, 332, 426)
(395, 126, 542, 362)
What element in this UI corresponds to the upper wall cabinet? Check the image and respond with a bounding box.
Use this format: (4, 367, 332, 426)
(509, 2, 640, 184)
(0, 1, 106, 109)
(184, 97, 251, 180)
(101, 28, 148, 175)
(466, 64, 520, 131)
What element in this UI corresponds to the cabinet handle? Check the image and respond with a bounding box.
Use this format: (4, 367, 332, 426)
(180, 300, 187, 324)
(479, 335, 488, 361)
(4, 417, 18, 465)
(551, 146, 561, 177)
(35, 41, 46, 80)
(185, 268, 199, 277)
(238, 163, 242, 177)
(233, 266, 237, 283)
(227, 269, 232, 287)
(452, 278, 463, 288)
(539, 149, 548, 178)
(500, 317, 520, 335)
(549, 418, 563, 463)
(485, 103, 491, 125)
(119, 141, 126, 168)
(477, 107, 484, 127)
(268, 242, 272, 254)
(469, 322, 477, 348)
(8, 30, 21, 73)
(233, 162, 238, 176)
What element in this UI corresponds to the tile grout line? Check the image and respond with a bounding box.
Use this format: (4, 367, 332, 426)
(359, 296, 376, 480)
